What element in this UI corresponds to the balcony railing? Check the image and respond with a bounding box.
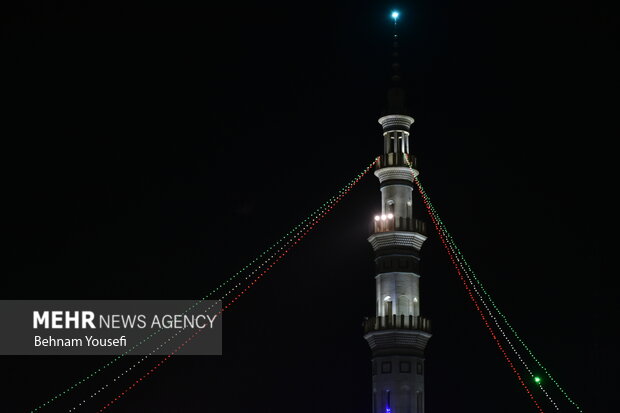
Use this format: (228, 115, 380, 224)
(372, 216, 426, 235)
(363, 315, 431, 334)
(376, 153, 417, 169)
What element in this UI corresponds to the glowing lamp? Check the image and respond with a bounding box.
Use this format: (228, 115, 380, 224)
(381, 215, 387, 220)
(534, 376, 541, 383)
(375, 216, 381, 221)
(387, 213, 394, 219)
(391, 11, 399, 21)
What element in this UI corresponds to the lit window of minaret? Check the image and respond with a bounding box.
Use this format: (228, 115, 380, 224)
(364, 11, 431, 413)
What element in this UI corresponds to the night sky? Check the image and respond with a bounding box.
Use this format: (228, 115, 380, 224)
(3, 0, 618, 412)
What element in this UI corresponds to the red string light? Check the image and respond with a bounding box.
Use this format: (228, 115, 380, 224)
(416, 179, 545, 413)
(94, 159, 378, 412)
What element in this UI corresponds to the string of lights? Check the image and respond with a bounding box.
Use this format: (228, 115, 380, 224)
(457, 257, 583, 411)
(92, 159, 378, 412)
(67, 224, 317, 412)
(402, 180, 559, 410)
(412, 171, 582, 411)
(451, 251, 560, 410)
(35, 218, 320, 413)
(67, 216, 321, 412)
(401, 151, 585, 410)
(31, 158, 378, 413)
(413, 176, 559, 410)
(32, 154, 580, 413)
(414, 177, 545, 412)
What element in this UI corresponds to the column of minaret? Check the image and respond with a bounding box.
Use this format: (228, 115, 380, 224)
(364, 14, 431, 413)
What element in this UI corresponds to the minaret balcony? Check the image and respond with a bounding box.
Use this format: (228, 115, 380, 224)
(364, 315, 431, 334)
(376, 153, 417, 169)
(372, 215, 427, 235)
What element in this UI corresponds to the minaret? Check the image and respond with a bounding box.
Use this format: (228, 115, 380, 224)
(364, 12, 431, 413)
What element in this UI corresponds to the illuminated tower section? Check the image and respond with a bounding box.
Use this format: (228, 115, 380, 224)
(364, 12, 431, 413)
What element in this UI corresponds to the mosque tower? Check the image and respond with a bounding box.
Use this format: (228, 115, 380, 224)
(363, 12, 431, 413)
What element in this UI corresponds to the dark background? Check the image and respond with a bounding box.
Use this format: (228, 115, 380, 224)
(2, 0, 618, 412)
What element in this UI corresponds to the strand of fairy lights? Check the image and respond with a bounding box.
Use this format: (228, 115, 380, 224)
(30, 158, 378, 413)
(451, 249, 559, 410)
(433, 211, 557, 408)
(69, 156, 548, 410)
(415, 177, 545, 412)
(457, 257, 582, 411)
(65, 169, 369, 412)
(69, 214, 320, 412)
(404, 175, 551, 404)
(92, 159, 378, 412)
(58, 158, 379, 412)
(36, 208, 326, 410)
(412, 175, 559, 410)
(42, 218, 309, 412)
(401, 155, 546, 410)
(38, 155, 579, 412)
(60, 228, 300, 411)
(68, 218, 317, 412)
(451, 241, 555, 409)
(405, 156, 582, 410)
(410, 164, 581, 411)
(437, 216, 581, 411)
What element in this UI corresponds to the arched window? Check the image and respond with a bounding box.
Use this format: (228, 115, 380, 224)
(384, 296, 393, 317)
(398, 295, 410, 315)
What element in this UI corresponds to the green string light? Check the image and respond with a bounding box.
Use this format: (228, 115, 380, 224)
(71, 161, 377, 412)
(414, 176, 558, 410)
(405, 156, 582, 412)
(418, 179, 580, 410)
(68, 186, 356, 412)
(31, 157, 378, 412)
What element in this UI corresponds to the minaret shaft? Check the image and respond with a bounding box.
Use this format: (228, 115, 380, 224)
(365, 114, 430, 413)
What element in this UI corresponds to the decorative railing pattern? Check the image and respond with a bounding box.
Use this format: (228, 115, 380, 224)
(364, 315, 431, 334)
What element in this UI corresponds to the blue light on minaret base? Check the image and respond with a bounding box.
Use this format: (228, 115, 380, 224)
(364, 12, 431, 413)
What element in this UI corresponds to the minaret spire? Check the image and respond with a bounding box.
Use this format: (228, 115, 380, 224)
(387, 10, 406, 115)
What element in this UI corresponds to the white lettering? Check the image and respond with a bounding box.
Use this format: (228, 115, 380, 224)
(85, 335, 128, 347)
(51, 311, 63, 329)
(82, 311, 96, 329)
(34, 335, 83, 347)
(33, 311, 49, 329)
(206, 314, 218, 328)
(65, 311, 80, 328)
